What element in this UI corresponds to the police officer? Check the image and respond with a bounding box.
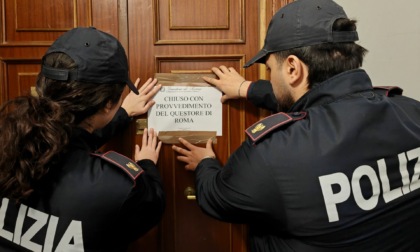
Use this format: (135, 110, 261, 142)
(0, 27, 164, 251)
(172, 0, 420, 251)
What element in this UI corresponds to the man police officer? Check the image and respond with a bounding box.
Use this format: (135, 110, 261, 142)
(172, 0, 420, 251)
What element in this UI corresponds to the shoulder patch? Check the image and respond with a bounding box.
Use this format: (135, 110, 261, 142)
(246, 112, 307, 143)
(91, 151, 144, 183)
(373, 86, 403, 97)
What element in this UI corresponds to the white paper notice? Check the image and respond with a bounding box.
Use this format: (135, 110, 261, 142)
(148, 86, 222, 135)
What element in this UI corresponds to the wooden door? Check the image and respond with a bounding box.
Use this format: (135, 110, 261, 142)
(0, 0, 292, 251)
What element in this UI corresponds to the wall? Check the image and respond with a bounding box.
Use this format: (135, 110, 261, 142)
(335, 0, 420, 99)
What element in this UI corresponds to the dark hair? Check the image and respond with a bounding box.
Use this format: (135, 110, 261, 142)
(0, 52, 125, 201)
(274, 19, 368, 88)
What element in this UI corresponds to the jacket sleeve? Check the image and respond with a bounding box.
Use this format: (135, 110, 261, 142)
(247, 80, 278, 112)
(194, 139, 281, 225)
(118, 159, 165, 242)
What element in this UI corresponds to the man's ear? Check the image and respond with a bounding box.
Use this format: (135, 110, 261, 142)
(285, 55, 306, 86)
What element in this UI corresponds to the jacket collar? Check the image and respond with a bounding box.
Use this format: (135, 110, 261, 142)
(70, 127, 100, 151)
(290, 69, 373, 112)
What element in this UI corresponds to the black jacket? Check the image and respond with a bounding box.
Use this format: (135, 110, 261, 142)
(194, 69, 420, 251)
(0, 108, 165, 252)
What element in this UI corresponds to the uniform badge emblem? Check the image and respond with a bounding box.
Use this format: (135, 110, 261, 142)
(126, 162, 139, 171)
(246, 112, 307, 143)
(251, 123, 266, 134)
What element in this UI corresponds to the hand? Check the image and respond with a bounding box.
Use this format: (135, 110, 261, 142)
(122, 78, 161, 117)
(202, 65, 251, 103)
(135, 128, 162, 164)
(172, 138, 216, 171)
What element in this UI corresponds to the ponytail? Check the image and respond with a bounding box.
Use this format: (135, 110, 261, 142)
(0, 95, 72, 201)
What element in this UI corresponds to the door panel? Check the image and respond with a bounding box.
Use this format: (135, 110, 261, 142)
(3, 62, 40, 98)
(155, 0, 244, 44)
(2, 0, 89, 44)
